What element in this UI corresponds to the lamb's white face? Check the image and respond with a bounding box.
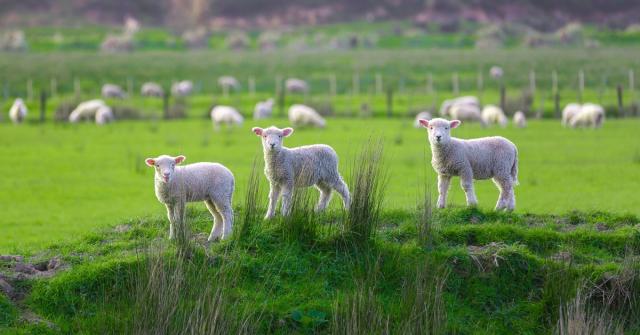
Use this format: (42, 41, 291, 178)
(145, 155, 186, 183)
(419, 118, 461, 146)
(252, 126, 294, 152)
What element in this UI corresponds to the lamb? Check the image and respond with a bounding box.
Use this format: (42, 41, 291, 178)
(481, 105, 508, 127)
(570, 103, 605, 128)
(449, 102, 484, 125)
(513, 111, 526, 128)
(95, 106, 114, 125)
(439, 96, 480, 117)
(141, 82, 164, 97)
(210, 105, 244, 130)
(254, 98, 275, 119)
(69, 99, 108, 123)
(414, 111, 432, 128)
(144, 155, 235, 242)
(102, 84, 126, 99)
(285, 78, 309, 93)
(418, 118, 519, 211)
(8, 98, 27, 124)
(171, 80, 194, 97)
(561, 103, 582, 126)
(251, 126, 350, 218)
(288, 104, 326, 128)
(218, 76, 240, 91)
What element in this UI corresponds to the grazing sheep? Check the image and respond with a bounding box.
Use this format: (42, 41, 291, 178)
(218, 76, 240, 91)
(69, 99, 108, 123)
(141, 82, 164, 97)
(561, 103, 582, 126)
(570, 103, 605, 128)
(288, 104, 326, 128)
(171, 80, 194, 97)
(145, 155, 235, 242)
(490, 66, 504, 79)
(448, 102, 484, 125)
(513, 111, 526, 128)
(481, 105, 508, 127)
(418, 118, 519, 211)
(439, 96, 480, 117)
(285, 78, 309, 93)
(101, 84, 126, 99)
(414, 111, 432, 128)
(95, 106, 114, 125)
(211, 105, 244, 130)
(251, 126, 350, 218)
(254, 98, 275, 119)
(8, 98, 27, 124)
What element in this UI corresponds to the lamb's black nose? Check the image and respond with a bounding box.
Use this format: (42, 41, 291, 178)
(270, 143, 275, 148)
(436, 135, 442, 140)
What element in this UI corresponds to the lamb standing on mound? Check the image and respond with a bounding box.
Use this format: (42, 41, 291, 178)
(252, 126, 350, 219)
(418, 118, 519, 211)
(8, 98, 27, 124)
(210, 105, 243, 130)
(145, 155, 235, 242)
(288, 104, 326, 128)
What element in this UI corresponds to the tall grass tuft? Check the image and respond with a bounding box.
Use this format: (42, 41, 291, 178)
(279, 187, 318, 245)
(555, 288, 623, 335)
(234, 158, 264, 244)
(416, 182, 435, 249)
(344, 139, 387, 248)
(330, 283, 389, 335)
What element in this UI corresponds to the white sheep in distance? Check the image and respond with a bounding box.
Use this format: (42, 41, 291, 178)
(171, 80, 194, 97)
(481, 105, 508, 127)
(448, 103, 484, 125)
(285, 78, 309, 93)
(251, 126, 350, 218)
(570, 103, 605, 128)
(561, 103, 582, 126)
(141, 82, 164, 97)
(218, 76, 241, 91)
(145, 155, 235, 242)
(418, 118, 519, 211)
(8, 98, 27, 124)
(95, 106, 114, 125)
(439, 96, 480, 117)
(414, 111, 432, 128)
(102, 84, 126, 99)
(513, 111, 526, 128)
(288, 104, 326, 128)
(210, 105, 244, 130)
(69, 99, 109, 123)
(254, 98, 275, 119)
(490, 66, 504, 79)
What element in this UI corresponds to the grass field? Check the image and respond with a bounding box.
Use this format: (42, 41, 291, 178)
(1, 117, 639, 252)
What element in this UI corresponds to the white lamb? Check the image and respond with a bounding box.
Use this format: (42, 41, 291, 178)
(69, 99, 108, 123)
(288, 104, 326, 128)
(95, 106, 114, 125)
(285, 78, 309, 93)
(481, 105, 508, 127)
(513, 111, 526, 128)
(141, 82, 164, 97)
(561, 103, 582, 126)
(8, 98, 27, 124)
(171, 80, 194, 97)
(439, 96, 480, 117)
(414, 111, 432, 128)
(490, 66, 504, 79)
(145, 155, 235, 242)
(449, 103, 484, 125)
(251, 126, 350, 218)
(210, 105, 244, 130)
(570, 103, 605, 128)
(418, 118, 519, 211)
(102, 84, 126, 99)
(218, 76, 240, 91)
(254, 98, 275, 119)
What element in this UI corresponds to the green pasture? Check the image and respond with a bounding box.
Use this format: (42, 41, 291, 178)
(1, 118, 639, 252)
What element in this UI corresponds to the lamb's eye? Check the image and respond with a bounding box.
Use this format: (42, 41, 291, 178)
(445, 127, 449, 130)
(279, 135, 282, 138)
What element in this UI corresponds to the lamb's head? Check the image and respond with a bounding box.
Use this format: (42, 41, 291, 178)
(145, 155, 186, 183)
(252, 126, 293, 152)
(418, 118, 461, 146)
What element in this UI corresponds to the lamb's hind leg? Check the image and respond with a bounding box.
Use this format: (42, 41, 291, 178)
(205, 200, 224, 241)
(315, 183, 333, 212)
(213, 200, 234, 240)
(492, 176, 514, 211)
(330, 177, 351, 209)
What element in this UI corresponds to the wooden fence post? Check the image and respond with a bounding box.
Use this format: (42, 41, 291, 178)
(27, 79, 33, 101)
(452, 72, 459, 95)
(50, 78, 57, 97)
(500, 85, 506, 112)
(617, 84, 624, 117)
(162, 92, 170, 119)
(376, 73, 383, 95)
(578, 69, 584, 103)
(249, 77, 255, 96)
(39, 90, 47, 123)
(386, 88, 393, 118)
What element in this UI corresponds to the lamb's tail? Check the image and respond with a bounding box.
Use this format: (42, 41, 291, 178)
(511, 148, 519, 186)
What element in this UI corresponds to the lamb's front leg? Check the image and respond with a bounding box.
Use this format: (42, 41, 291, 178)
(460, 171, 478, 207)
(437, 175, 451, 208)
(280, 183, 294, 216)
(165, 204, 175, 240)
(265, 183, 281, 219)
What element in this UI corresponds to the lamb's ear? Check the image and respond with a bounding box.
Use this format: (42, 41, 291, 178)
(174, 155, 186, 165)
(418, 119, 429, 128)
(252, 127, 263, 136)
(282, 128, 294, 137)
(450, 120, 461, 128)
(145, 158, 156, 167)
